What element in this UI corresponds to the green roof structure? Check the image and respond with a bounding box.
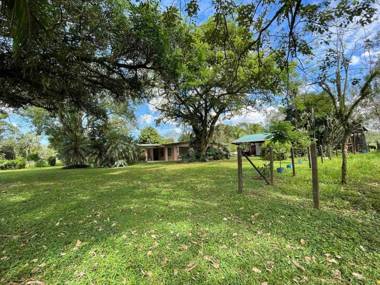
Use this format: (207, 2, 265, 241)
(232, 133, 272, 145)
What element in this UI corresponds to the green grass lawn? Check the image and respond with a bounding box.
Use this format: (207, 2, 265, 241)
(1, 153, 379, 284)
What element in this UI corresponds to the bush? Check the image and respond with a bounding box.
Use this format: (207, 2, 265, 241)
(62, 164, 90, 169)
(16, 158, 26, 169)
(206, 144, 231, 160)
(35, 159, 47, 167)
(47, 156, 56, 166)
(261, 141, 291, 161)
(0, 158, 26, 170)
(181, 148, 198, 162)
(181, 145, 231, 162)
(27, 153, 40, 162)
(0, 144, 16, 160)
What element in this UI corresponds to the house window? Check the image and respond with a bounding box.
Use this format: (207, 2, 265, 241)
(168, 147, 172, 157)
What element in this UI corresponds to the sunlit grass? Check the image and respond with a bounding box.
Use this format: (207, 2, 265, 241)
(0, 152, 379, 284)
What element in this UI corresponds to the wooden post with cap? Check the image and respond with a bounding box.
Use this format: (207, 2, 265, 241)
(237, 146, 243, 193)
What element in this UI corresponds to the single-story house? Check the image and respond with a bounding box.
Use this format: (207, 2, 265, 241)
(138, 141, 190, 162)
(232, 133, 272, 156)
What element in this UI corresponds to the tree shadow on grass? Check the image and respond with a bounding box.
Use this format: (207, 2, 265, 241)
(0, 163, 379, 283)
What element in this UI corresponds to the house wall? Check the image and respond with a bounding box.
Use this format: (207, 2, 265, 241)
(142, 144, 189, 161)
(255, 143, 262, 156)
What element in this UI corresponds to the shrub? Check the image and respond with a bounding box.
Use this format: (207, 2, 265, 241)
(27, 153, 40, 162)
(182, 145, 231, 162)
(35, 159, 47, 167)
(0, 144, 16, 160)
(47, 156, 56, 166)
(0, 158, 26, 170)
(261, 141, 291, 161)
(181, 148, 197, 162)
(62, 164, 90, 169)
(15, 158, 26, 169)
(206, 144, 231, 160)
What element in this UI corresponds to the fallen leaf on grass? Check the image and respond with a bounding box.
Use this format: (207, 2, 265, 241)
(74, 240, 83, 250)
(185, 262, 197, 272)
(332, 269, 341, 280)
(300, 239, 306, 245)
(161, 257, 169, 266)
(252, 267, 262, 273)
(304, 256, 312, 263)
(142, 270, 153, 278)
(352, 272, 365, 280)
(326, 257, 338, 264)
(179, 244, 188, 251)
(147, 250, 153, 257)
(203, 256, 220, 269)
(265, 261, 274, 272)
(76, 271, 85, 278)
(292, 260, 305, 272)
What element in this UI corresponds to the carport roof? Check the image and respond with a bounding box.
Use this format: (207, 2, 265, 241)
(232, 133, 272, 145)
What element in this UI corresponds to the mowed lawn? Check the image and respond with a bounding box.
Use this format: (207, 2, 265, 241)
(0, 153, 379, 284)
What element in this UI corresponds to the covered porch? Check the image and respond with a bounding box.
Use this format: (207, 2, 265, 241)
(138, 142, 190, 162)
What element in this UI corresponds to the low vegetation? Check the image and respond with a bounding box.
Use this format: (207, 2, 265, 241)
(1, 153, 379, 284)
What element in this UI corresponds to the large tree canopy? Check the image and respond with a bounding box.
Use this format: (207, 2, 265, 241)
(154, 18, 285, 158)
(0, 1, 176, 112)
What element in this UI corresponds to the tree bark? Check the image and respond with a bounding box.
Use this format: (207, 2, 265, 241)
(192, 134, 209, 161)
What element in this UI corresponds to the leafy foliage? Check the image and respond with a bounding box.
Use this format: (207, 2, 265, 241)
(0, 158, 26, 170)
(156, 18, 285, 159)
(0, 1, 178, 111)
(261, 141, 291, 162)
(47, 156, 56, 166)
(138, 127, 162, 144)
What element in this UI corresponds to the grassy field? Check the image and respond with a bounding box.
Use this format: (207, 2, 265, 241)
(0, 152, 379, 284)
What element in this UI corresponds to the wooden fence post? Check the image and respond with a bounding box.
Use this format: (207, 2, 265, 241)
(307, 147, 311, 169)
(310, 142, 320, 209)
(269, 147, 274, 185)
(328, 145, 332, 160)
(291, 146, 296, 176)
(237, 146, 243, 193)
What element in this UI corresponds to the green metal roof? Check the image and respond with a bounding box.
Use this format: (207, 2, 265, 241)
(232, 133, 272, 144)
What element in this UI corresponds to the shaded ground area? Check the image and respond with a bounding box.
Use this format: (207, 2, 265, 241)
(0, 153, 379, 284)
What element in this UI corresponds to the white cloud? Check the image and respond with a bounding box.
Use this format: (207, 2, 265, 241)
(138, 114, 155, 125)
(223, 106, 282, 126)
(148, 96, 166, 112)
(361, 50, 380, 59)
(350, 55, 361, 65)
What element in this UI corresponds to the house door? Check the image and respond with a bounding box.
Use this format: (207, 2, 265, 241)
(153, 148, 160, 160)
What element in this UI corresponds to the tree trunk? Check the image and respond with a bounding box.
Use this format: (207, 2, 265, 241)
(192, 135, 208, 161)
(191, 115, 219, 161)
